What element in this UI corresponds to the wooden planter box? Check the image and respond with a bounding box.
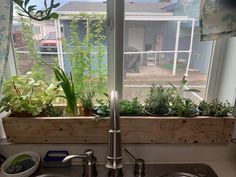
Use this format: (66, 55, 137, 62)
(2, 115, 236, 144)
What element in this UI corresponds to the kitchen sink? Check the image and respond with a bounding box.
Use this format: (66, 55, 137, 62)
(35, 174, 70, 177)
(33, 163, 218, 177)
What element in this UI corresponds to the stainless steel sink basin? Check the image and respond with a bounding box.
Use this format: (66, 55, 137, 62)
(32, 163, 218, 177)
(159, 172, 198, 177)
(35, 174, 70, 177)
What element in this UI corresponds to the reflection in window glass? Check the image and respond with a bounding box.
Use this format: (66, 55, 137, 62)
(123, 0, 213, 103)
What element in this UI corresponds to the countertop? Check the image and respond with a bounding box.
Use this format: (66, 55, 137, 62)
(32, 161, 236, 177)
(1, 161, 236, 177)
(1, 143, 236, 176)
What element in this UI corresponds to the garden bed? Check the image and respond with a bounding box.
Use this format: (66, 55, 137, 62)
(2, 115, 235, 144)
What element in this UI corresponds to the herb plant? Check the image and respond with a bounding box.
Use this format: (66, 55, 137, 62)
(198, 99, 233, 117)
(119, 97, 143, 116)
(78, 90, 95, 115)
(44, 104, 63, 117)
(0, 72, 59, 116)
(169, 96, 198, 117)
(144, 85, 171, 115)
(168, 76, 200, 97)
(93, 93, 110, 118)
(168, 77, 200, 117)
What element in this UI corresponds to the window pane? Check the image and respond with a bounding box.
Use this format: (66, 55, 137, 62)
(12, 0, 108, 97)
(123, 0, 213, 103)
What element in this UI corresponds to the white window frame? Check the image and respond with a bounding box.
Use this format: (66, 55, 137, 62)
(205, 39, 228, 100)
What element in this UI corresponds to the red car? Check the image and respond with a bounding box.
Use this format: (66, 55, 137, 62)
(39, 32, 57, 52)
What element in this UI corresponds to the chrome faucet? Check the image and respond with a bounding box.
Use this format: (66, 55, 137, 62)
(62, 149, 97, 177)
(106, 90, 123, 177)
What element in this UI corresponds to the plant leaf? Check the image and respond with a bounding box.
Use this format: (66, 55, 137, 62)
(50, 12, 59, 19)
(168, 82, 176, 90)
(14, 0, 24, 6)
(183, 89, 200, 93)
(52, 3, 60, 8)
(24, 0, 30, 7)
(28, 5, 37, 13)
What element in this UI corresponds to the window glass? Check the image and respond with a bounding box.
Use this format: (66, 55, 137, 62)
(123, 0, 213, 103)
(12, 0, 108, 97)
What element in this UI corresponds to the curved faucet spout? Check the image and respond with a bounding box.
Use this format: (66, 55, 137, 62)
(106, 90, 123, 170)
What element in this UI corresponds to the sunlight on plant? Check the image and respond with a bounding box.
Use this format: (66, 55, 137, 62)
(0, 72, 60, 116)
(63, 13, 107, 98)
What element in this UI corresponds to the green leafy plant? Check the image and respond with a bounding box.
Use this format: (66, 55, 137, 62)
(144, 84, 171, 115)
(64, 13, 107, 97)
(0, 72, 60, 116)
(53, 67, 78, 116)
(44, 104, 63, 117)
(119, 97, 143, 116)
(169, 96, 198, 117)
(198, 99, 233, 117)
(168, 76, 200, 97)
(168, 77, 200, 117)
(93, 93, 110, 118)
(78, 90, 95, 115)
(92, 14, 107, 95)
(14, 0, 60, 21)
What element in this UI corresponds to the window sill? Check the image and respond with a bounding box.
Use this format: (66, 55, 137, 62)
(2, 115, 235, 144)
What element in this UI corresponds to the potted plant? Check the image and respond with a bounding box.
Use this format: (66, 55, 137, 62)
(78, 91, 95, 116)
(93, 93, 110, 119)
(53, 67, 78, 116)
(119, 97, 143, 116)
(169, 96, 199, 117)
(144, 84, 171, 116)
(166, 77, 200, 117)
(0, 72, 60, 117)
(198, 99, 233, 117)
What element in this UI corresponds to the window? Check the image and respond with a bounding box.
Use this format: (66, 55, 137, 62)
(123, 0, 213, 103)
(12, 0, 108, 98)
(11, 0, 215, 102)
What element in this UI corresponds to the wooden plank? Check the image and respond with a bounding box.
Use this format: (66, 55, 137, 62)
(2, 116, 236, 144)
(221, 118, 236, 143)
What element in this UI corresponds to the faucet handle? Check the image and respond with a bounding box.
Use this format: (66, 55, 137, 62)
(62, 154, 87, 162)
